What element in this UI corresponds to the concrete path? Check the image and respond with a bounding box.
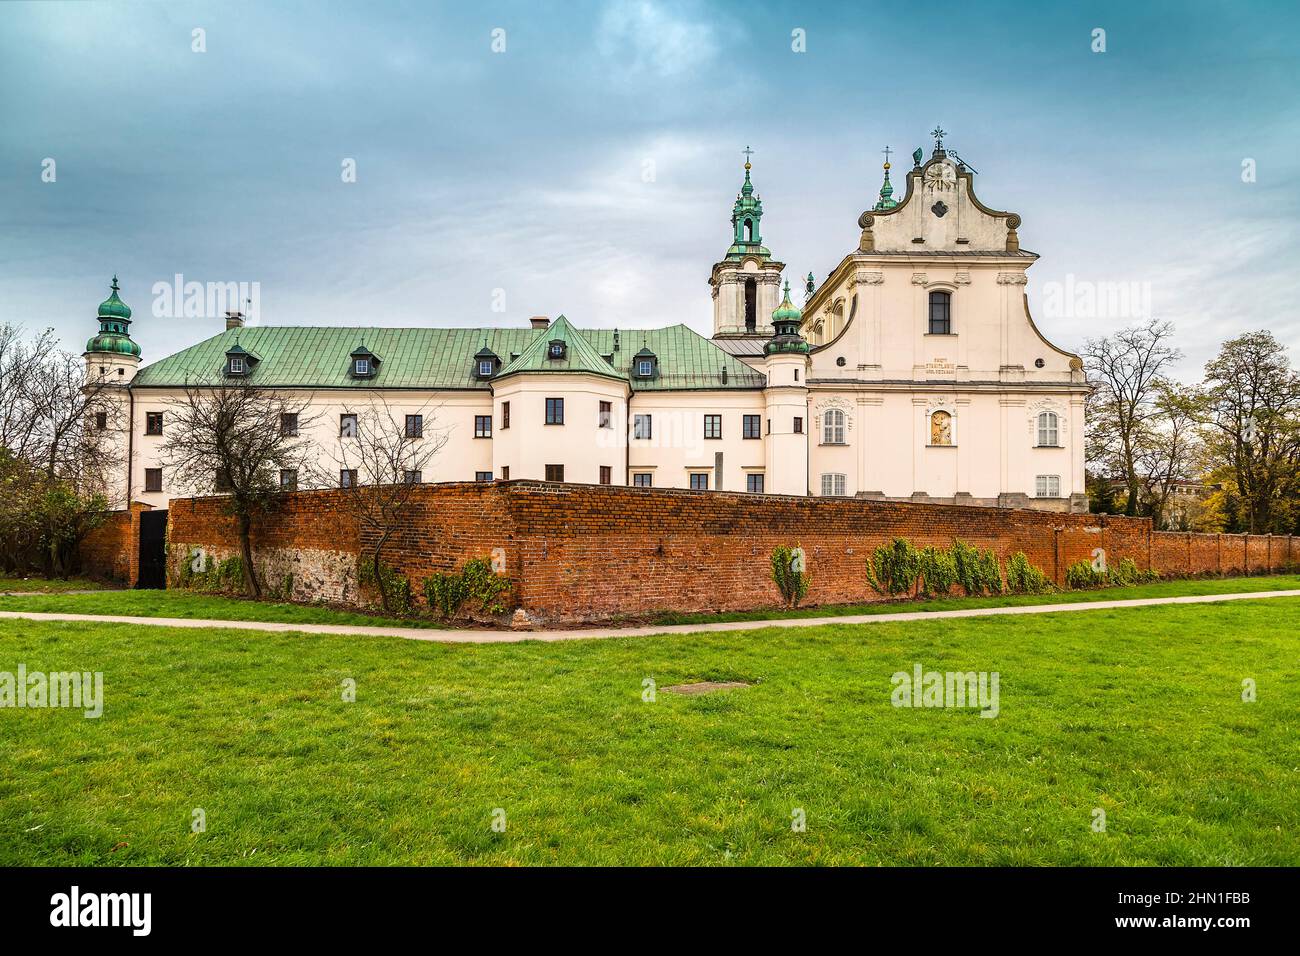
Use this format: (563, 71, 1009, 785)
(0, 588, 1297, 644)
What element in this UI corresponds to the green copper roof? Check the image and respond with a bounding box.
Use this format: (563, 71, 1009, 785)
(726, 155, 771, 261)
(131, 322, 766, 392)
(86, 276, 141, 357)
(97, 276, 132, 320)
(772, 281, 802, 323)
(495, 315, 624, 382)
(873, 161, 898, 211)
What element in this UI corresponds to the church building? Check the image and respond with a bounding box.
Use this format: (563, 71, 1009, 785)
(83, 131, 1088, 513)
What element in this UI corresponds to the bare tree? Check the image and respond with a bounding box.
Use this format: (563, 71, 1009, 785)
(1132, 383, 1201, 529)
(161, 383, 316, 597)
(309, 395, 447, 612)
(1083, 318, 1182, 515)
(1194, 330, 1300, 533)
(0, 324, 124, 576)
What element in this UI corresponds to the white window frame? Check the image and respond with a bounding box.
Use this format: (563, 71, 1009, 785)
(1036, 411, 1059, 447)
(1035, 475, 1061, 498)
(354, 358, 370, 376)
(229, 356, 246, 374)
(820, 473, 847, 497)
(822, 408, 846, 445)
(638, 359, 653, 377)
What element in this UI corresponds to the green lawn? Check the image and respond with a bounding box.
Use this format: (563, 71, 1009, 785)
(1, 597, 1297, 865)
(0, 576, 107, 593)
(649, 573, 1300, 625)
(0, 588, 443, 629)
(1, 573, 1298, 631)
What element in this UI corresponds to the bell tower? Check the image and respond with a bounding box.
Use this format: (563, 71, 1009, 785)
(709, 148, 784, 338)
(82, 276, 141, 509)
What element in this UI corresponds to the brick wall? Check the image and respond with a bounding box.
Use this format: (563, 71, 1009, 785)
(154, 481, 1299, 623)
(78, 502, 152, 585)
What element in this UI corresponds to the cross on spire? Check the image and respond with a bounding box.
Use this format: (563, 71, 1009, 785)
(881, 145, 893, 167)
(931, 126, 946, 152)
(742, 145, 753, 169)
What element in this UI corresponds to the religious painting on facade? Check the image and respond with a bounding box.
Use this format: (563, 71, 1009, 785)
(930, 410, 953, 446)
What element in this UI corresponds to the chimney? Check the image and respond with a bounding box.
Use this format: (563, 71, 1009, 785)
(225, 311, 245, 330)
(529, 315, 549, 330)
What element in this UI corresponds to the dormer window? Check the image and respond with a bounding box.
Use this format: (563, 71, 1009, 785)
(224, 345, 257, 377)
(349, 345, 380, 379)
(633, 347, 658, 379)
(548, 340, 567, 359)
(473, 345, 500, 380)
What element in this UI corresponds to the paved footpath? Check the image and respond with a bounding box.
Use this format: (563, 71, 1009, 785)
(0, 589, 1297, 645)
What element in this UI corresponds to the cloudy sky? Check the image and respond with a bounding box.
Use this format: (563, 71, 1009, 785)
(2, 0, 1297, 379)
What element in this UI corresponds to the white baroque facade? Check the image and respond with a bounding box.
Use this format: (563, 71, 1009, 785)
(84, 134, 1087, 512)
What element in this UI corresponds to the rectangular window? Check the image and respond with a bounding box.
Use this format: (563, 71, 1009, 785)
(502, 401, 510, 429)
(743, 414, 761, 439)
(405, 414, 423, 439)
(704, 414, 722, 440)
(214, 468, 232, 492)
(229, 356, 246, 375)
(689, 473, 709, 491)
(279, 469, 298, 490)
(354, 358, 370, 376)
(280, 412, 298, 436)
(340, 413, 357, 438)
(599, 401, 612, 429)
(545, 398, 564, 425)
(145, 412, 163, 435)
(94, 411, 108, 430)
(1036, 475, 1061, 498)
(821, 473, 847, 497)
(144, 468, 163, 492)
(475, 471, 492, 482)
(793, 416, 803, 434)
(1037, 414, 1059, 447)
(600, 465, 612, 485)
(633, 414, 652, 440)
(474, 415, 492, 438)
(545, 464, 564, 482)
(637, 358, 653, 377)
(501, 466, 510, 480)
(633, 473, 653, 487)
(929, 291, 952, 335)
(405, 470, 423, 484)
(340, 469, 357, 489)
(746, 473, 765, 493)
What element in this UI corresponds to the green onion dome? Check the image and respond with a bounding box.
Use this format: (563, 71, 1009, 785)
(85, 276, 141, 357)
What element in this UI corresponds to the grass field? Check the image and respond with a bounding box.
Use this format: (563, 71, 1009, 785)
(1, 573, 1298, 631)
(0, 587, 443, 629)
(0, 576, 107, 594)
(1, 596, 1296, 865)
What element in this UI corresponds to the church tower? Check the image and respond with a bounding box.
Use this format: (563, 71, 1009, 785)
(763, 281, 810, 496)
(83, 276, 141, 384)
(83, 277, 140, 509)
(709, 150, 784, 338)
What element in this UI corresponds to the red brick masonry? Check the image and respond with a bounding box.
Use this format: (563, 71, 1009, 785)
(91, 482, 1299, 622)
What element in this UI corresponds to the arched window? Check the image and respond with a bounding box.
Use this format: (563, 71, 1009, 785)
(928, 290, 952, 335)
(822, 408, 845, 445)
(1037, 411, 1059, 447)
(744, 277, 757, 331)
(930, 410, 953, 446)
(744, 218, 754, 241)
